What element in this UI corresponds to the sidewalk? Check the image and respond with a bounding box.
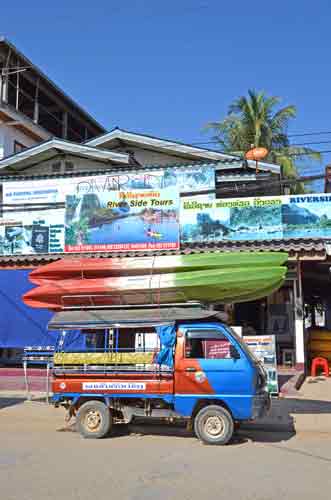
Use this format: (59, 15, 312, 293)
(244, 376, 331, 433)
(0, 368, 48, 392)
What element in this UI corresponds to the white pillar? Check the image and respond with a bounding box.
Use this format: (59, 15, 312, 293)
(293, 262, 305, 370)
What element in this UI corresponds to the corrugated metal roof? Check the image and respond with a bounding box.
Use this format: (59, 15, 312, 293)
(0, 159, 246, 182)
(0, 239, 326, 268)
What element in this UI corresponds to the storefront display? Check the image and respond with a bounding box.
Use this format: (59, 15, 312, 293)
(243, 335, 279, 394)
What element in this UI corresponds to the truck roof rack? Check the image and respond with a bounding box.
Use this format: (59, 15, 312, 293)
(48, 306, 228, 330)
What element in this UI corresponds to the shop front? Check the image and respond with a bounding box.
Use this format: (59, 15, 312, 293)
(0, 166, 331, 386)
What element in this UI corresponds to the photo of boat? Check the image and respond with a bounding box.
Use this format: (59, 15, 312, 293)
(65, 189, 179, 251)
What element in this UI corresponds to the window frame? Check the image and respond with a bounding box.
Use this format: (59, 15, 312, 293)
(14, 140, 27, 154)
(184, 328, 240, 360)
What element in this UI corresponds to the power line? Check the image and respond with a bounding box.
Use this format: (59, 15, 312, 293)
(288, 131, 331, 138)
(181, 173, 325, 198)
(188, 138, 331, 149)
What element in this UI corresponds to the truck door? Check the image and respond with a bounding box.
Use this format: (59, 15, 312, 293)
(175, 327, 252, 397)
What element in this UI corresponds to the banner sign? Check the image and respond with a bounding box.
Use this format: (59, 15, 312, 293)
(181, 193, 331, 243)
(3, 167, 330, 255)
(1, 168, 188, 254)
(243, 335, 279, 394)
(2, 179, 66, 255)
(65, 188, 179, 252)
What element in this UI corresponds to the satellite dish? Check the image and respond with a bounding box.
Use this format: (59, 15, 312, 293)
(245, 147, 269, 174)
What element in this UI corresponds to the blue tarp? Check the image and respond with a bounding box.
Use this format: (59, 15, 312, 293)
(156, 324, 176, 367)
(55, 330, 86, 351)
(0, 269, 86, 349)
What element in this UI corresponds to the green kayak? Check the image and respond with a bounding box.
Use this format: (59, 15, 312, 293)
(24, 264, 287, 309)
(29, 251, 288, 283)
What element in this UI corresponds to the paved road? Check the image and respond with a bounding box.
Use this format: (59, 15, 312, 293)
(1, 398, 331, 500)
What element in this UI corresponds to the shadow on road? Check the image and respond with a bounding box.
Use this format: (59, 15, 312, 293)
(56, 421, 296, 445)
(240, 429, 296, 443)
(55, 397, 331, 444)
(0, 397, 25, 410)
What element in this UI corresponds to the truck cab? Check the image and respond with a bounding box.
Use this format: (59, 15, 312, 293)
(50, 306, 269, 445)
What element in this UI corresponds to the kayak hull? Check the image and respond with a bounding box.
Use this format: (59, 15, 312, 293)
(23, 266, 287, 310)
(29, 252, 288, 284)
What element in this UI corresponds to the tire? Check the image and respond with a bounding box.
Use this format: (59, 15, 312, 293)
(194, 405, 234, 445)
(76, 400, 112, 439)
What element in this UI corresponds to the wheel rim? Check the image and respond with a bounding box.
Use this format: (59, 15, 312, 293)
(203, 415, 225, 439)
(84, 410, 102, 432)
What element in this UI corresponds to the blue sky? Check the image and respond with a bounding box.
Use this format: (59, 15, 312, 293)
(2, 1, 331, 186)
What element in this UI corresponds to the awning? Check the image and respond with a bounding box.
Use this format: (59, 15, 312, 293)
(0, 238, 326, 269)
(48, 307, 225, 330)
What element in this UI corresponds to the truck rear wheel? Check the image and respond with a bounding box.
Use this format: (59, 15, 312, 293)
(194, 405, 234, 445)
(76, 401, 112, 439)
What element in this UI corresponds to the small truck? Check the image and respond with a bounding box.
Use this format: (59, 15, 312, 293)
(50, 306, 269, 445)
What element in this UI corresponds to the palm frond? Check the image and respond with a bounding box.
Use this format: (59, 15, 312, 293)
(203, 89, 318, 192)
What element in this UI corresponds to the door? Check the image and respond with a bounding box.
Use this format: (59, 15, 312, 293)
(175, 326, 252, 397)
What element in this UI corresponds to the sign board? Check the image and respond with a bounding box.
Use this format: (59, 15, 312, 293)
(65, 188, 179, 252)
(204, 339, 231, 359)
(0, 167, 214, 255)
(243, 335, 279, 394)
(181, 193, 331, 243)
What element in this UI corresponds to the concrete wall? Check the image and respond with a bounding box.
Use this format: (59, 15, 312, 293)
(0, 124, 37, 159)
(24, 155, 114, 176)
(7, 150, 189, 177)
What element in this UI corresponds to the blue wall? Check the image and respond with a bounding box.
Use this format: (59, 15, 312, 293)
(0, 269, 56, 348)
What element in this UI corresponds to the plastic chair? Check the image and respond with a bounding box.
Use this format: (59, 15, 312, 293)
(311, 357, 329, 377)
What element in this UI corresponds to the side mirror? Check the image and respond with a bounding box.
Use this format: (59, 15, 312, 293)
(230, 344, 240, 360)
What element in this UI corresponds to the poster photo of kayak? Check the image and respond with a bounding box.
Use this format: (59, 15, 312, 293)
(65, 188, 180, 252)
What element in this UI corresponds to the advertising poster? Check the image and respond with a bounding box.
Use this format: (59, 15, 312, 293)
(1, 165, 212, 255)
(65, 188, 179, 252)
(0, 211, 65, 255)
(65, 165, 215, 194)
(162, 165, 215, 194)
(181, 193, 331, 243)
(2, 180, 65, 254)
(243, 335, 279, 394)
(282, 194, 331, 239)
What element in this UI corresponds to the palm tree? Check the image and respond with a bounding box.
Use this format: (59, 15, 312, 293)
(205, 90, 320, 191)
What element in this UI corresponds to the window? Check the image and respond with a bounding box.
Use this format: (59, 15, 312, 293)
(84, 329, 106, 349)
(51, 161, 61, 173)
(14, 141, 27, 153)
(185, 330, 239, 360)
(64, 161, 74, 172)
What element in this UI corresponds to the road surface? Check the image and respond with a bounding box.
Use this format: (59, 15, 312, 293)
(1, 397, 331, 500)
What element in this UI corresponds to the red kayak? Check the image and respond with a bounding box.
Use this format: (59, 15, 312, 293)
(23, 265, 286, 310)
(28, 253, 288, 284)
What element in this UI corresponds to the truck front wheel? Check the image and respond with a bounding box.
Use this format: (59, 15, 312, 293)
(76, 401, 112, 439)
(194, 405, 234, 445)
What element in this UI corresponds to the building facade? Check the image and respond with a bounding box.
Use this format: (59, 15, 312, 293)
(0, 38, 105, 159)
(0, 38, 328, 385)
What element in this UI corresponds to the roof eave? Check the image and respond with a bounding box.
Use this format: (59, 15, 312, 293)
(86, 128, 280, 174)
(0, 138, 129, 171)
(0, 37, 106, 134)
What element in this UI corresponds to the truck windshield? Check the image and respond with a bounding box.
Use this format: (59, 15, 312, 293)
(223, 325, 260, 364)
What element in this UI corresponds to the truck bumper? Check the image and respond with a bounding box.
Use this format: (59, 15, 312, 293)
(251, 391, 271, 420)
